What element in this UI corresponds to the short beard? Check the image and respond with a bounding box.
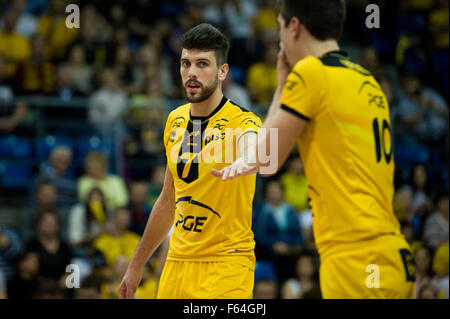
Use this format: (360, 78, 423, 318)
(184, 75, 219, 103)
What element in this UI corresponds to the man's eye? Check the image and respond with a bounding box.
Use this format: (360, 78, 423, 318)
(199, 62, 208, 67)
(182, 61, 190, 67)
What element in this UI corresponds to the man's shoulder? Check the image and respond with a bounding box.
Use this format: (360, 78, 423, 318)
(165, 102, 190, 127)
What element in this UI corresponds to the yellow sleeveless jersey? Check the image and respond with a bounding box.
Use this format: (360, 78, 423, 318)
(163, 96, 262, 263)
(280, 51, 402, 257)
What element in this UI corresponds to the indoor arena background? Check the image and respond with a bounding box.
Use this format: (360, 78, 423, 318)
(0, 0, 448, 299)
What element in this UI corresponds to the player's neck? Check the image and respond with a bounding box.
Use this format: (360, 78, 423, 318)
(297, 39, 340, 61)
(190, 88, 224, 117)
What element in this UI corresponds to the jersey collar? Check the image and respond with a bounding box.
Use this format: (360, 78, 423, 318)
(321, 50, 349, 59)
(189, 95, 228, 124)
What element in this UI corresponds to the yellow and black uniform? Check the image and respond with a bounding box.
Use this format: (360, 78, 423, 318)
(157, 96, 262, 299)
(280, 51, 416, 299)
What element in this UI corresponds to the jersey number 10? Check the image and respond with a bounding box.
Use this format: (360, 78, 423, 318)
(372, 117, 392, 164)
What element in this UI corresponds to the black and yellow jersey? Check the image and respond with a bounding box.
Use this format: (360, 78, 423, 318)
(280, 51, 402, 258)
(164, 96, 262, 264)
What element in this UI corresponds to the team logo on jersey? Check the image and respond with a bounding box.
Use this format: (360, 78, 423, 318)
(211, 118, 229, 131)
(175, 213, 208, 232)
(171, 116, 186, 128)
(240, 117, 261, 128)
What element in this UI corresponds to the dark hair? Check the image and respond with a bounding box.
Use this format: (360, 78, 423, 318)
(277, 0, 346, 41)
(182, 23, 230, 66)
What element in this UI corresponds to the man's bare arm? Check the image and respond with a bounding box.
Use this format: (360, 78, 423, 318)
(119, 165, 175, 298)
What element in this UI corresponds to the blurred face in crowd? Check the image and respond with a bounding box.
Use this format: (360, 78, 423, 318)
(152, 165, 166, 189)
(296, 255, 315, 280)
(265, 181, 284, 206)
(413, 165, 427, 190)
(114, 208, 131, 233)
(288, 157, 304, 176)
(380, 77, 394, 104)
(253, 280, 277, 299)
(85, 153, 107, 179)
(180, 49, 227, 103)
(19, 252, 39, 277)
(437, 195, 449, 218)
(130, 182, 149, 206)
(415, 247, 431, 275)
(88, 188, 105, 204)
(102, 70, 119, 91)
(360, 47, 379, 72)
(37, 213, 60, 237)
(401, 75, 422, 99)
(36, 184, 57, 208)
(69, 46, 86, 66)
(50, 147, 72, 176)
(419, 286, 438, 299)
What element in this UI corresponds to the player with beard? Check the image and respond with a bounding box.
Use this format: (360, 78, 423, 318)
(119, 23, 262, 299)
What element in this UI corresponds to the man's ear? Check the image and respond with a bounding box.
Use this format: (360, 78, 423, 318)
(219, 63, 229, 81)
(289, 16, 301, 39)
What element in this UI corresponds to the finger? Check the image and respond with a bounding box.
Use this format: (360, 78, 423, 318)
(222, 166, 231, 181)
(228, 165, 238, 179)
(210, 168, 223, 178)
(126, 286, 134, 299)
(118, 284, 126, 299)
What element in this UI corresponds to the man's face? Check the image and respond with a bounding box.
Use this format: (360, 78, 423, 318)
(180, 49, 220, 103)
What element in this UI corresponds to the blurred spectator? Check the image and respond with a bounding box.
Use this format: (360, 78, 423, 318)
(253, 0, 278, 36)
(0, 56, 28, 135)
(400, 221, 423, 254)
(26, 212, 72, 287)
(253, 279, 277, 299)
(0, 269, 6, 299)
(0, 9, 31, 77)
(78, 151, 129, 211)
(75, 274, 103, 299)
(281, 253, 320, 299)
(7, 251, 40, 299)
(280, 157, 309, 212)
(148, 164, 165, 206)
(64, 45, 93, 95)
(394, 185, 415, 222)
(223, 71, 253, 111)
(246, 41, 278, 105)
(397, 74, 449, 146)
(100, 254, 128, 299)
(113, 45, 138, 95)
(414, 246, 440, 299)
(68, 188, 108, 247)
(423, 192, 449, 250)
(224, 0, 258, 67)
(418, 284, 439, 299)
(429, 0, 449, 50)
(37, 0, 78, 61)
(359, 46, 383, 81)
(33, 278, 65, 299)
(34, 146, 78, 208)
(88, 69, 128, 145)
(20, 181, 65, 242)
(253, 180, 303, 282)
(432, 241, 449, 278)
(1, 0, 38, 38)
(409, 164, 434, 238)
(54, 65, 86, 101)
(127, 180, 152, 236)
(432, 241, 449, 298)
(13, 34, 55, 95)
(0, 223, 22, 281)
(92, 207, 140, 266)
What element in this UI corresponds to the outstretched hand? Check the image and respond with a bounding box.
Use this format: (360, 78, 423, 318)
(210, 156, 258, 181)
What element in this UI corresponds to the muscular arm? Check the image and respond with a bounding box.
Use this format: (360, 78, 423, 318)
(128, 165, 175, 271)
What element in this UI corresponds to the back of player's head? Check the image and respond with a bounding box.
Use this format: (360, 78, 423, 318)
(182, 23, 230, 66)
(277, 0, 346, 41)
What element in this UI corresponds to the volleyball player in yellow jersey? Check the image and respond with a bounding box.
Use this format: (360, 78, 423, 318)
(119, 23, 262, 299)
(213, 0, 416, 298)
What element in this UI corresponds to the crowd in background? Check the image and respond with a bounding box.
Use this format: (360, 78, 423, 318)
(0, 0, 448, 299)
